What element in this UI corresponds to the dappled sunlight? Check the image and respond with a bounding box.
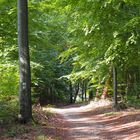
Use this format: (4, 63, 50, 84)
(43, 100, 140, 140)
(1, 0, 140, 139)
(104, 121, 140, 133)
(43, 99, 111, 114)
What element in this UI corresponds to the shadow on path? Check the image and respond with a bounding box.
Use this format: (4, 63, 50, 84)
(43, 100, 140, 140)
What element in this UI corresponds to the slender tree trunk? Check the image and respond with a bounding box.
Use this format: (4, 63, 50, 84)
(81, 83, 84, 101)
(73, 83, 79, 103)
(81, 82, 84, 101)
(18, 0, 32, 122)
(89, 90, 94, 101)
(69, 83, 73, 103)
(113, 65, 118, 109)
(51, 84, 55, 104)
(101, 71, 112, 99)
(50, 85, 54, 103)
(84, 82, 87, 101)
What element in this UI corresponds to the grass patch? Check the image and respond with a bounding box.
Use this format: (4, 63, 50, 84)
(37, 135, 47, 140)
(104, 112, 118, 116)
(4, 125, 30, 138)
(127, 96, 140, 108)
(0, 96, 18, 124)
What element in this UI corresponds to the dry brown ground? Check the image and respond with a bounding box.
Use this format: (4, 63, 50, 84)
(0, 105, 69, 140)
(47, 100, 140, 140)
(1, 101, 140, 140)
(66, 107, 140, 140)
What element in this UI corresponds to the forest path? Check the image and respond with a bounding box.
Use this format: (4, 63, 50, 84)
(45, 100, 111, 140)
(44, 99, 140, 140)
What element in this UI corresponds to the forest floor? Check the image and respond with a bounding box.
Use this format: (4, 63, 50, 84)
(0, 104, 68, 140)
(1, 99, 140, 140)
(46, 99, 140, 140)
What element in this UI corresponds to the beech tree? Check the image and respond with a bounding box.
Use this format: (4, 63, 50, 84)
(17, 0, 32, 122)
(113, 65, 118, 109)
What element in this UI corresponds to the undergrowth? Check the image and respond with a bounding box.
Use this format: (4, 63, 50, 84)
(0, 95, 18, 125)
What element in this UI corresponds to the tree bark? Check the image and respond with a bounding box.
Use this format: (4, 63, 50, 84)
(84, 82, 87, 101)
(89, 89, 94, 101)
(101, 71, 112, 99)
(81, 82, 84, 101)
(73, 83, 79, 103)
(113, 65, 118, 109)
(69, 83, 73, 103)
(18, 0, 32, 122)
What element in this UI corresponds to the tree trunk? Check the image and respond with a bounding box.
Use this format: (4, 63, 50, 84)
(18, 0, 32, 122)
(101, 76, 111, 99)
(69, 83, 73, 103)
(89, 90, 94, 101)
(81, 82, 84, 101)
(84, 82, 87, 101)
(113, 66, 118, 109)
(73, 83, 79, 103)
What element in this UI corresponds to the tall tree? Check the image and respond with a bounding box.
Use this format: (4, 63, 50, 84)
(17, 0, 32, 122)
(113, 65, 118, 109)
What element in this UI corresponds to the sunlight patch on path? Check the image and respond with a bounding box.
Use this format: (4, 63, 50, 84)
(43, 99, 111, 114)
(43, 99, 112, 140)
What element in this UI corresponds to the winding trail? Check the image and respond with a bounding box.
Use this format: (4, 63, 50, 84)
(43, 100, 140, 140)
(44, 100, 111, 140)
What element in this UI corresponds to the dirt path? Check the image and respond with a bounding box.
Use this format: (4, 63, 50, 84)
(44, 100, 140, 140)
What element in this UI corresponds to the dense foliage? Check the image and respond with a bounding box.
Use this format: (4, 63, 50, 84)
(1, 0, 140, 107)
(58, 0, 140, 100)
